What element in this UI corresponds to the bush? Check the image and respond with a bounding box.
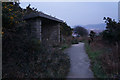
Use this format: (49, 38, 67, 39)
(3, 35, 70, 78)
(61, 44, 69, 50)
(28, 41, 70, 78)
(2, 2, 70, 78)
(102, 17, 120, 44)
(60, 23, 72, 37)
(73, 26, 88, 37)
(85, 42, 107, 78)
(71, 37, 79, 44)
(71, 39, 79, 44)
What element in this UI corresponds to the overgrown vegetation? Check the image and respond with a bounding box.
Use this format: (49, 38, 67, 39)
(73, 26, 88, 37)
(2, 2, 70, 78)
(85, 42, 108, 78)
(60, 23, 80, 49)
(60, 23, 72, 37)
(85, 17, 120, 79)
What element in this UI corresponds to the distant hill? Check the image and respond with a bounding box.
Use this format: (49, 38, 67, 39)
(72, 23, 106, 34)
(83, 23, 106, 33)
(83, 23, 106, 30)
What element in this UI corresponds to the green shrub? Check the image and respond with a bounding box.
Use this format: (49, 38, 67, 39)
(85, 43, 107, 78)
(71, 38, 79, 44)
(92, 61, 107, 78)
(61, 44, 69, 50)
(29, 42, 70, 78)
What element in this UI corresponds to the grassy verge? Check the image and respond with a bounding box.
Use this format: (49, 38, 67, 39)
(61, 44, 70, 50)
(85, 42, 108, 78)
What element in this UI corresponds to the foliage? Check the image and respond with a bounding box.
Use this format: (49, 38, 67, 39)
(89, 30, 96, 42)
(60, 23, 72, 37)
(2, 2, 23, 29)
(101, 18, 120, 78)
(28, 42, 70, 78)
(60, 23, 73, 45)
(85, 17, 120, 79)
(74, 26, 88, 37)
(85, 35, 120, 79)
(102, 17, 120, 44)
(61, 44, 69, 50)
(71, 37, 79, 44)
(2, 2, 70, 78)
(85, 42, 107, 78)
(2, 2, 28, 63)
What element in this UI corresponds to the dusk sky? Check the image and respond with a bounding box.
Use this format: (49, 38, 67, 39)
(20, 2, 118, 27)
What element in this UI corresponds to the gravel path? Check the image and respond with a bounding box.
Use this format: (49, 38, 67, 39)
(64, 42, 94, 78)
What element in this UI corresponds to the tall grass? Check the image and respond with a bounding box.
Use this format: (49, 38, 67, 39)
(85, 42, 108, 78)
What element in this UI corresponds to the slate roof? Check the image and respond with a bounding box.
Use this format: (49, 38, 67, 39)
(24, 11, 63, 23)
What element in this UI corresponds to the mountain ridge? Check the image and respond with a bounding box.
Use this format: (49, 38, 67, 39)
(72, 23, 106, 33)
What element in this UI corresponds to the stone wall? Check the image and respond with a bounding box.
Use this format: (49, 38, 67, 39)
(26, 18, 42, 40)
(41, 22, 60, 44)
(26, 18, 60, 44)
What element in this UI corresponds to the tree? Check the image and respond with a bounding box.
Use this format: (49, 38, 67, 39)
(102, 17, 120, 44)
(60, 23, 72, 37)
(102, 17, 120, 60)
(74, 26, 88, 37)
(89, 30, 96, 42)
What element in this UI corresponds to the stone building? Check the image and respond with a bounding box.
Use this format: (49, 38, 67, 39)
(24, 11, 63, 44)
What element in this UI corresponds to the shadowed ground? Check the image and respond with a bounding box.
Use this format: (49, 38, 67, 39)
(64, 42, 94, 78)
(0, 37, 2, 79)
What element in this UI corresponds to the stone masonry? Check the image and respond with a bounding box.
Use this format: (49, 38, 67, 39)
(24, 12, 63, 44)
